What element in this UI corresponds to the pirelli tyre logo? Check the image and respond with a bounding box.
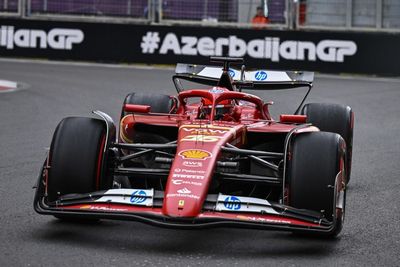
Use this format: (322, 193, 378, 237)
(140, 32, 357, 63)
(0, 25, 84, 50)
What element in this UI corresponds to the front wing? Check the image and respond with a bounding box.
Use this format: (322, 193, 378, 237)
(34, 185, 335, 234)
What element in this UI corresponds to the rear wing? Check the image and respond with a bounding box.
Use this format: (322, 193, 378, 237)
(173, 58, 314, 114)
(174, 63, 314, 91)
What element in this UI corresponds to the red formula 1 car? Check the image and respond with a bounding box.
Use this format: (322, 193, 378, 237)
(34, 57, 354, 237)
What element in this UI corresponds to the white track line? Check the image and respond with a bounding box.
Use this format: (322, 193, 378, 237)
(0, 79, 18, 93)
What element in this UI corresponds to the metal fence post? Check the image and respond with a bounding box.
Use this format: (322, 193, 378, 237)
(127, 0, 131, 16)
(157, 0, 162, 23)
(151, 0, 156, 23)
(26, 0, 31, 17)
(346, 0, 353, 28)
(287, 0, 300, 29)
(289, 0, 296, 30)
(376, 0, 383, 29)
(20, 0, 27, 17)
(203, 0, 208, 20)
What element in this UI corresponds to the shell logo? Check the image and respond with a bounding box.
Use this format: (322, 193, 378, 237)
(179, 149, 211, 160)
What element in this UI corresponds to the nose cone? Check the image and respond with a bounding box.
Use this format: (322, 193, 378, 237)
(162, 149, 216, 218)
(162, 124, 244, 218)
(163, 195, 203, 218)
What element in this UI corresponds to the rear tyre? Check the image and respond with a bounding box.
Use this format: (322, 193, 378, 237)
(119, 92, 172, 166)
(47, 117, 111, 202)
(301, 103, 354, 183)
(119, 93, 173, 189)
(288, 132, 346, 237)
(121, 92, 174, 118)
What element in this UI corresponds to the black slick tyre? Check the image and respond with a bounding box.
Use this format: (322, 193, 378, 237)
(121, 92, 174, 118)
(301, 103, 354, 183)
(47, 117, 109, 202)
(288, 132, 346, 237)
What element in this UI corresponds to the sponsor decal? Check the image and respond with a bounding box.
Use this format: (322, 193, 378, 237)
(0, 25, 84, 50)
(172, 173, 205, 180)
(254, 71, 267, 81)
(140, 31, 357, 63)
(177, 187, 191, 194)
(209, 87, 224, 94)
(236, 215, 292, 224)
(130, 190, 147, 204)
(166, 193, 200, 200)
(228, 69, 235, 78)
(172, 179, 202, 186)
(180, 125, 231, 130)
(92, 189, 154, 206)
(217, 194, 279, 214)
(183, 161, 202, 167)
(79, 205, 128, 212)
(174, 168, 205, 174)
(224, 196, 241, 210)
(179, 149, 211, 160)
(172, 179, 182, 185)
(182, 135, 221, 142)
(182, 128, 228, 135)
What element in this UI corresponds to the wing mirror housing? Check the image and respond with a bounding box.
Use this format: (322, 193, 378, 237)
(280, 114, 307, 123)
(124, 104, 151, 113)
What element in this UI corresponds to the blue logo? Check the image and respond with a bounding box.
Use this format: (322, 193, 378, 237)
(209, 88, 224, 94)
(224, 196, 241, 210)
(228, 69, 235, 78)
(255, 71, 267, 81)
(130, 190, 147, 204)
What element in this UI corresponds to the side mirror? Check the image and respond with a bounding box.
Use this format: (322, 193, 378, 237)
(124, 104, 151, 113)
(280, 114, 307, 123)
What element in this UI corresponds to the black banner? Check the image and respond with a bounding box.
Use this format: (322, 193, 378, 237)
(0, 18, 399, 76)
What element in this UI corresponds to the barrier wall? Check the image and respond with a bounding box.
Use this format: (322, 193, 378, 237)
(0, 18, 399, 76)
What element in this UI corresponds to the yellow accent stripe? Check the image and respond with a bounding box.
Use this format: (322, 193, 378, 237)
(179, 124, 232, 131)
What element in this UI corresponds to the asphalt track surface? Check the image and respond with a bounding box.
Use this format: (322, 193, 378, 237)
(0, 59, 399, 266)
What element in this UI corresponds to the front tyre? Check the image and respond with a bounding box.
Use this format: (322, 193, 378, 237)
(288, 132, 346, 237)
(301, 103, 354, 183)
(47, 117, 111, 202)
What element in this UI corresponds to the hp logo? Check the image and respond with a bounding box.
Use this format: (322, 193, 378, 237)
(255, 71, 267, 81)
(224, 196, 241, 210)
(130, 190, 147, 204)
(228, 69, 235, 78)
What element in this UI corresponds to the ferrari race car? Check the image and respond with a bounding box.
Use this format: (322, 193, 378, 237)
(34, 57, 354, 237)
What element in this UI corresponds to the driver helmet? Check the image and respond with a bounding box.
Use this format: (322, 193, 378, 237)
(199, 98, 234, 120)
